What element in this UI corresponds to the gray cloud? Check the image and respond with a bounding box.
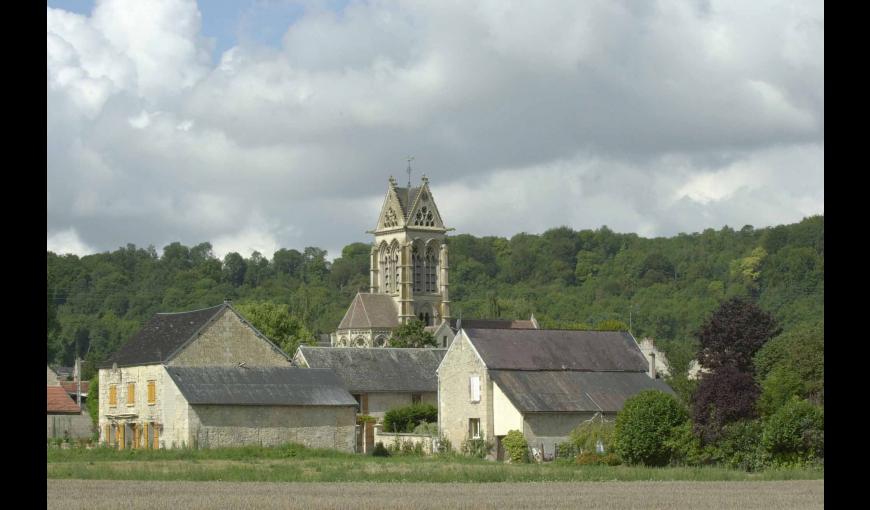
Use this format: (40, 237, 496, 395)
(47, 0, 824, 259)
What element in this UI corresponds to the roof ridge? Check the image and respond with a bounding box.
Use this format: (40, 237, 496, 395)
(156, 303, 226, 315)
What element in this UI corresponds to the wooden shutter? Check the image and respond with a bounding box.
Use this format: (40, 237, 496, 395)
(119, 425, 125, 450)
(103, 424, 110, 446)
(127, 383, 135, 405)
(153, 425, 159, 450)
(470, 375, 480, 402)
(109, 385, 117, 407)
(143, 423, 149, 449)
(147, 381, 156, 404)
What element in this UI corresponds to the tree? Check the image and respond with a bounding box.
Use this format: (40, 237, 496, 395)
(222, 252, 247, 287)
(691, 365, 760, 443)
(613, 390, 688, 466)
(234, 301, 315, 356)
(761, 397, 824, 466)
(273, 248, 304, 277)
(696, 297, 781, 372)
(390, 319, 437, 348)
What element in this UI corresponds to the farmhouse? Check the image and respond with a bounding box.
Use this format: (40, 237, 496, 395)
(98, 302, 356, 451)
(437, 328, 674, 460)
(47, 384, 92, 440)
(293, 346, 446, 418)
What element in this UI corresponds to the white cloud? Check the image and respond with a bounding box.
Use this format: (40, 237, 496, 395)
(47, 228, 96, 256)
(47, 0, 824, 257)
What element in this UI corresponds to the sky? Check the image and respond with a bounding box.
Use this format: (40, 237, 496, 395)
(47, 0, 824, 260)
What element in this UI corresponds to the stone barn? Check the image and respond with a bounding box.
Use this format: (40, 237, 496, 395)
(164, 366, 357, 450)
(437, 328, 675, 460)
(97, 302, 355, 451)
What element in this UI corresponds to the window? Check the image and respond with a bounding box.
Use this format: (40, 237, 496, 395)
(412, 393, 422, 405)
(108, 385, 117, 407)
(442, 335, 448, 347)
(469, 418, 481, 439)
(147, 381, 156, 405)
(469, 375, 480, 403)
(127, 383, 136, 405)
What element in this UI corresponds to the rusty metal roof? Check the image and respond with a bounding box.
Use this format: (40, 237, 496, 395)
(296, 346, 446, 393)
(165, 366, 358, 407)
(465, 328, 648, 372)
(490, 370, 675, 413)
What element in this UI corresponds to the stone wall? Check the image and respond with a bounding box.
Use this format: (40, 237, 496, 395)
(437, 331, 493, 457)
(47, 411, 92, 440)
(169, 308, 289, 367)
(189, 404, 356, 452)
(373, 426, 437, 454)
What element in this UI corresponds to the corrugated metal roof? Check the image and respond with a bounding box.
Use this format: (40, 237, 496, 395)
(297, 346, 446, 393)
(337, 293, 399, 330)
(165, 366, 358, 407)
(490, 370, 675, 413)
(47, 386, 81, 414)
(465, 328, 649, 372)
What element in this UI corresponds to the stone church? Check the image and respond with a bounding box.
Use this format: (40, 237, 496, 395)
(331, 175, 453, 347)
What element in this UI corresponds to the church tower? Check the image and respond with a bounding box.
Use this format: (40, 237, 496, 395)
(369, 174, 451, 326)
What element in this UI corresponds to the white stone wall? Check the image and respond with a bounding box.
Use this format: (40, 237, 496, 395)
(437, 331, 493, 456)
(492, 383, 523, 436)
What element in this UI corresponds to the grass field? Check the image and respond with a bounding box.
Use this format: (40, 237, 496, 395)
(47, 479, 825, 509)
(47, 445, 823, 483)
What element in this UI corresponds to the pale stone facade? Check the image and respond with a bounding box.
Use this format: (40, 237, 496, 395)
(436, 330, 494, 455)
(637, 337, 670, 378)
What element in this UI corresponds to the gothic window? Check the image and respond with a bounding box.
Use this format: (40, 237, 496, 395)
(413, 206, 435, 227)
(393, 252, 400, 294)
(425, 245, 438, 292)
(339, 336, 348, 347)
(413, 245, 423, 292)
(382, 251, 391, 293)
(374, 335, 387, 347)
(355, 337, 366, 347)
(384, 208, 398, 228)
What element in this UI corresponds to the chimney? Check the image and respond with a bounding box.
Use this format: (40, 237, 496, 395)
(649, 352, 657, 379)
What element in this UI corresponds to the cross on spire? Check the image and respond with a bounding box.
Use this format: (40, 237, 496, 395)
(406, 156, 414, 187)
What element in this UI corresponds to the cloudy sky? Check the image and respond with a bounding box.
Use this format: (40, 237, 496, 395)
(47, 0, 824, 260)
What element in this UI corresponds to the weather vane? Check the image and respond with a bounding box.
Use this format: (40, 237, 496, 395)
(406, 156, 414, 187)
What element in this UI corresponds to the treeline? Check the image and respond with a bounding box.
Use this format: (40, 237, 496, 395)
(47, 216, 823, 381)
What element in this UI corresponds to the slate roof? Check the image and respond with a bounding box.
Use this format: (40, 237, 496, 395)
(47, 386, 81, 414)
(490, 370, 675, 413)
(448, 318, 536, 330)
(296, 346, 447, 393)
(464, 328, 649, 372)
(165, 366, 358, 407)
(393, 186, 422, 217)
(337, 293, 399, 330)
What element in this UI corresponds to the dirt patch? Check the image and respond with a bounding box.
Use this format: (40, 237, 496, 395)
(48, 479, 823, 509)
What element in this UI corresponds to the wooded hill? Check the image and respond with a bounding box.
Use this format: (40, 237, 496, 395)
(47, 215, 823, 381)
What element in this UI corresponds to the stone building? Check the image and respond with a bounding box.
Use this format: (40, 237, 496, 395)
(332, 175, 451, 346)
(97, 302, 356, 450)
(293, 346, 446, 419)
(637, 337, 670, 378)
(47, 382, 92, 440)
(437, 328, 674, 460)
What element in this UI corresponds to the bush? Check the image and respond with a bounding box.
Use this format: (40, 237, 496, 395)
(433, 435, 453, 456)
(575, 452, 621, 466)
(711, 420, 766, 471)
(371, 441, 390, 457)
(412, 421, 439, 436)
(383, 404, 438, 433)
(568, 416, 615, 454)
(691, 365, 760, 443)
(613, 390, 688, 466)
(502, 430, 528, 463)
(761, 397, 824, 466)
(461, 433, 493, 459)
(664, 420, 711, 467)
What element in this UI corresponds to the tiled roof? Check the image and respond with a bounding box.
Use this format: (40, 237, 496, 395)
(337, 293, 399, 330)
(297, 346, 446, 393)
(490, 370, 675, 413)
(393, 186, 422, 217)
(464, 328, 649, 372)
(60, 381, 89, 395)
(448, 318, 537, 330)
(47, 386, 81, 414)
(165, 366, 358, 407)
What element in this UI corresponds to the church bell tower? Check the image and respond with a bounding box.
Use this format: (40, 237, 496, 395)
(369, 174, 451, 326)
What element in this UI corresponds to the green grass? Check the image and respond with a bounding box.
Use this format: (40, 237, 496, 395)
(47, 444, 823, 483)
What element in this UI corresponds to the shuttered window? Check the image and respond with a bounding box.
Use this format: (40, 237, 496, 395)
(469, 418, 481, 439)
(147, 381, 156, 405)
(108, 385, 117, 407)
(127, 383, 136, 405)
(469, 375, 480, 403)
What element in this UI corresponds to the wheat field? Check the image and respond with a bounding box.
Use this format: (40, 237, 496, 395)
(48, 479, 823, 509)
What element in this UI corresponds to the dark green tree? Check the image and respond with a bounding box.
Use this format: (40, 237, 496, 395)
(390, 319, 437, 348)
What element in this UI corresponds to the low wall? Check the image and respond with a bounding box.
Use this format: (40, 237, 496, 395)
(373, 426, 438, 454)
(48, 412, 93, 440)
